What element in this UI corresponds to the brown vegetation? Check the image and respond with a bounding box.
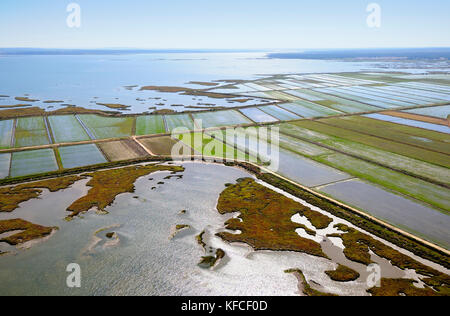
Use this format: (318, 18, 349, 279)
(368, 278, 443, 296)
(66, 164, 184, 218)
(216, 178, 330, 258)
(187, 81, 219, 87)
(96, 103, 131, 110)
(328, 224, 450, 295)
(285, 269, 338, 296)
(0, 175, 83, 212)
(0, 219, 56, 245)
(15, 97, 39, 102)
(325, 264, 360, 282)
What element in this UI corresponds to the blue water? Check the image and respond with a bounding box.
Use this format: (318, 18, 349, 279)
(0, 52, 389, 114)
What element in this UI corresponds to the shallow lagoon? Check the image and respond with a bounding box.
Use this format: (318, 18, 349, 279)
(0, 53, 403, 114)
(0, 162, 446, 296)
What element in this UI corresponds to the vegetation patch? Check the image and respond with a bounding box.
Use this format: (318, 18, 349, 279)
(325, 264, 360, 282)
(170, 224, 191, 240)
(66, 164, 184, 218)
(368, 278, 444, 296)
(0, 104, 32, 109)
(227, 162, 450, 270)
(198, 248, 225, 269)
(196, 230, 206, 250)
(0, 175, 83, 212)
(96, 103, 131, 110)
(15, 97, 39, 102)
(285, 269, 338, 296)
(216, 178, 329, 258)
(0, 219, 56, 245)
(328, 224, 450, 294)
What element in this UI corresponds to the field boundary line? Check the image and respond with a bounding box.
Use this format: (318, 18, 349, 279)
(132, 136, 156, 156)
(10, 118, 16, 148)
(75, 114, 96, 140)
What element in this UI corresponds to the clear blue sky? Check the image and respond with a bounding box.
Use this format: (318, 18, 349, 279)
(1, 0, 449, 49)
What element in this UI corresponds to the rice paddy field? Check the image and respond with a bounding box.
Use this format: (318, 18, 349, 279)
(279, 101, 341, 118)
(239, 107, 278, 123)
(278, 122, 450, 184)
(0, 119, 13, 149)
(14, 117, 50, 148)
(192, 110, 252, 128)
(287, 120, 450, 168)
(316, 153, 449, 212)
(177, 132, 248, 161)
(318, 179, 450, 249)
(135, 115, 166, 135)
(318, 116, 450, 155)
(48, 115, 90, 143)
(58, 144, 107, 169)
(365, 113, 450, 134)
(404, 105, 450, 119)
(0, 153, 10, 179)
(10, 148, 58, 178)
(258, 105, 301, 121)
(77, 115, 134, 139)
(139, 136, 193, 156)
(164, 114, 194, 132)
(98, 140, 148, 161)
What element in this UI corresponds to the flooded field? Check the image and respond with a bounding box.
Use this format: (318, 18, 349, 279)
(239, 108, 278, 123)
(48, 115, 90, 143)
(58, 144, 107, 169)
(365, 113, 450, 134)
(404, 105, 450, 119)
(318, 179, 450, 249)
(257, 105, 301, 121)
(136, 115, 166, 135)
(0, 153, 10, 178)
(14, 117, 50, 148)
(192, 110, 252, 128)
(77, 115, 134, 140)
(10, 148, 58, 178)
(0, 120, 13, 149)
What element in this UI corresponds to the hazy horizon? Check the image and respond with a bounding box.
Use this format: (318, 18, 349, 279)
(1, 0, 449, 49)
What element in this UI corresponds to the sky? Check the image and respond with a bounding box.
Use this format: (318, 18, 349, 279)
(0, 0, 449, 49)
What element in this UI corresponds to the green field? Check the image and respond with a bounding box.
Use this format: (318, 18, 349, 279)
(278, 123, 450, 184)
(177, 132, 248, 161)
(288, 120, 450, 168)
(192, 110, 251, 128)
(10, 149, 58, 178)
(316, 153, 450, 212)
(0, 153, 10, 179)
(136, 115, 166, 135)
(14, 117, 50, 148)
(58, 144, 108, 169)
(48, 115, 90, 143)
(319, 116, 450, 155)
(164, 114, 194, 132)
(0, 119, 13, 149)
(77, 115, 134, 139)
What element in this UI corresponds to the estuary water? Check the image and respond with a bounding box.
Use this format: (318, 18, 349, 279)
(0, 162, 447, 296)
(0, 52, 385, 113)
